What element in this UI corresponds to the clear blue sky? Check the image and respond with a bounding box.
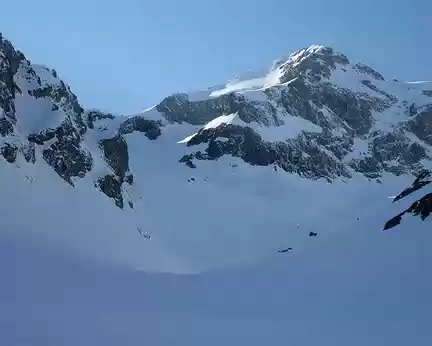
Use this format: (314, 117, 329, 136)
(2, 0, 431, 114)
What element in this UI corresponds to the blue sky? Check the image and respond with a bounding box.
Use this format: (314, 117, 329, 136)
(2, 0, 431, 114)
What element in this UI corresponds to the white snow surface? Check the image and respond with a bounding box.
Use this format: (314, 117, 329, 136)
(187, 59, 285, 102)
(405, 80, 432, 85)
(209, 66, 283, 98)
(3, 193, 432, 345)
(178, 113, 241, 143)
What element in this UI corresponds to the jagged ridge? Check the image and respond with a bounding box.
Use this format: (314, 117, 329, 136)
(1, 34, 432, 216)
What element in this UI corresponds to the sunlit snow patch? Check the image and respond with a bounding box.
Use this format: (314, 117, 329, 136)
(177, 113, 239, 144)
(178, 133, 197, 144)
(209, 65, 283, 98)
(404, 81, 432, 85)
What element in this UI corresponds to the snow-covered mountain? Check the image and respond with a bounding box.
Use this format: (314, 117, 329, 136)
(2, 32, 432, 345)
(1, 33, 432, 273)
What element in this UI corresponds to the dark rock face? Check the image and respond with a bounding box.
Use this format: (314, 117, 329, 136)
(96, 115, 164, 208)
(308, 131, 353, 160)
(0, 117, 13, 136)
(353, 63, 385, 81)
(181, 123, 350, 180)
(86, 110, 115, 129)
(405, 193, 432, 219)
(279, 46, 350, 83)
(349, 130, 428, 178)
(0, 33, 25, 122)
(384, 170, 432, 230)
(350, 156, 382, 178)
(0, 35, 26, 166)
(408, 103, 418, 117)
(100, 134, 129, 179)
(98, 174, 124, 209)
(393, 170, 431, 203)
(21, 142, 35, 163)
(157, 93, 281, 127)
(119, 116, 163, 139)
(157, 93, 232, 125)
(156, 93, 234, 125)
(28, 128, 56, 145)
(360, 80, 397, 102)
(36, 120, 93, 185)
(98, 134, 132, 208)
(1, 143, 17, 163)
(310, 83, 377, 135)
(406, 106, 432, 145)
(179, 154, 196, 168)
(423, 90, 432, 97)
(29, 82, 86, 135)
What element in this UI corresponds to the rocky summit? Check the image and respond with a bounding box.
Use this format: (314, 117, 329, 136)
(1, 34, 431, 272)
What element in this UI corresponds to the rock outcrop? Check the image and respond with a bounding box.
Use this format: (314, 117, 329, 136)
(384, 170, 432, 230)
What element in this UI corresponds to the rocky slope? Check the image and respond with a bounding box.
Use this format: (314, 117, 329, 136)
(171, 47, 432, 182)
(1, 34, 431, 271)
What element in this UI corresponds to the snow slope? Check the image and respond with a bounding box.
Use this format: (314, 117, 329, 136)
(1, 117, 427, 274)
(3, 207, 432, 345)
(0, 152, 186, 273)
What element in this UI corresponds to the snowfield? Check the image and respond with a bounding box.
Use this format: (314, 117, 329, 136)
(3, 206, 432, 346)
(2, 118, 428, 274)
(2, 119, 432, 345)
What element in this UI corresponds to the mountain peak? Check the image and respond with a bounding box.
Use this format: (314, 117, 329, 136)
(0, 33, 432, 272)
(273, 45, 344, 68)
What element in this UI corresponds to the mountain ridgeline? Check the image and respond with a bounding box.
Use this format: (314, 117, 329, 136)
(1, 34, 432, 231)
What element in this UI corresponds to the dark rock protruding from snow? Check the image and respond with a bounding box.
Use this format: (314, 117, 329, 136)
(353, 63, 385, 81)
(0, 117, 13, 136)
(41, 121, 93, 185)
(100, 134, 129, 179)
(393, 170, 431, 203)
(86, 110, 115, 129)
(119, 116, 163, 140)
(406, 106, 432, 146)
(384, 170, 432, 230)
(1, 143, 17, 163)
(98, 174, 124, 209)
(180, 123, 351, 180)
(0, 33, 25, 122)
